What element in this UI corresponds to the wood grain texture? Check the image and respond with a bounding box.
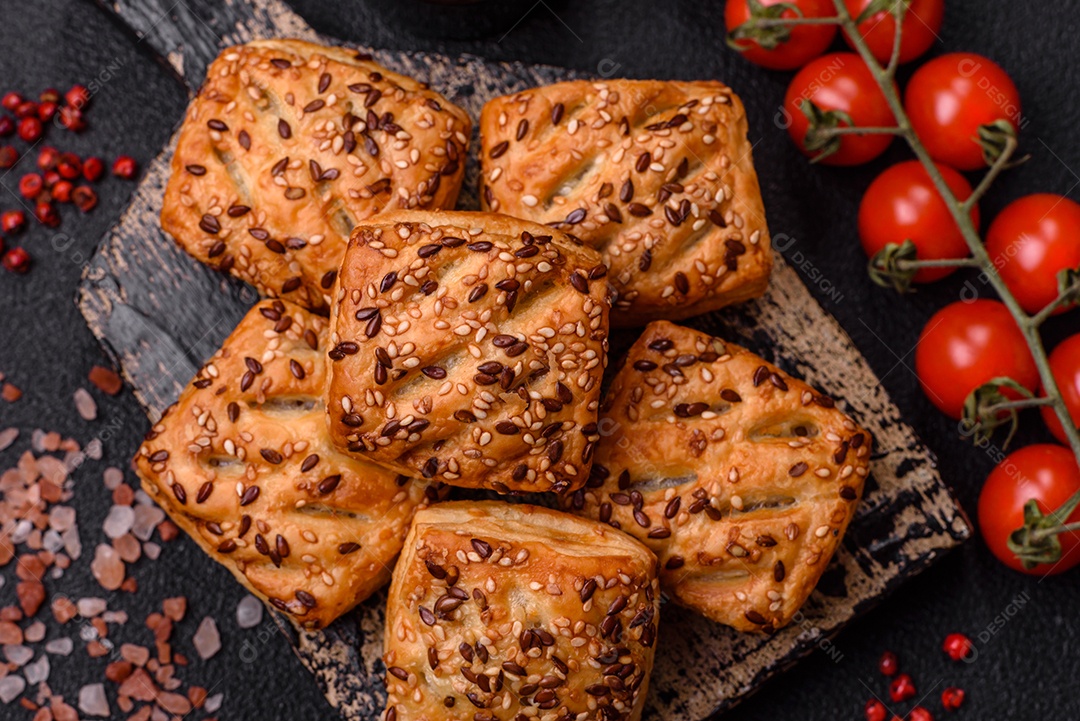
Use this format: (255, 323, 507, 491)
(79, 0, 971, 718)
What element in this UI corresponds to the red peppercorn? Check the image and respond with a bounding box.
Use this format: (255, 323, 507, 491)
(2, 247, 31, 274)
(72, 185, 98, 213)
(909, 707, 933, 721)
(83, 156, 104, 182)
(2, 210, 26, 234)
(1, 92, 23, 112)
(17, 117, 42, 142)
(51, 180, 74, 203)
(112, 155, 137, 179)
(877, 650, 898, 677)
(35, 200, 60, 227)
(43, 170, 61, 188)
(40, 88, 61, 104)
(37, 146, 60, 171)
(864, 699, 887, 721)
(14, 100, 38, 119)
(58, 105, 86, 132)
(65, 84, 91, 110)
(57, 153, 82, 179)
(37, 101, 58, 123)
(0, 115, 13, 137)
(889, 673, 916, 703)
(942, 633, 973, 662)
(941, 687, 965, 712)
(0, 145, 17, 169)
(19, 173, 44, 199)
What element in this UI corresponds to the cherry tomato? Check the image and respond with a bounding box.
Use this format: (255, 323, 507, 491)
(843, 0, 944, 64)
(784, 52, 895, 166)
(914, 300, 1039, 419)
(725, 0, 838, 71)
(985, 194, 1080, 315)
(978, 444, 1080, 575)
(859, 160, 979, 283)
(905, 52, 1022, 171)
(1041, 335, 1080, 445)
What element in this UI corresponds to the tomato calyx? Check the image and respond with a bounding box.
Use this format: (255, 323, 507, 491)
(977, 120, 1029, 168)
(796, 97, 901, 164)
(798, 100, 855, 162)
(727, 0, 810, 51)
(1007, 495, 1080, 569)
(868, 240, 918, 293)
(867, 239, 979, 293)
(959, 377, 1047, 447)
(1046, 268, 1080, 318)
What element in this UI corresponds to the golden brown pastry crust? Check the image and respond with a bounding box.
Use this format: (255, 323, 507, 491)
(162, 39, 471, 312)
(326, 210, 611, 494)
(134, 299, 439, 629)
(383, 502, 659, 721)
(479, 79, 771, 326)
(563, 321, 871, 633)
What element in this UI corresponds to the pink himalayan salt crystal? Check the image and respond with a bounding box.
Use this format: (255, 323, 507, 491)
(73, 388, 97, 421)
(192, 616, 221, 660)
(162, 597, 186, 622)
(78, 683, 110, 717)
(113, 534, 141, 563)
(90, 544, 124, 591)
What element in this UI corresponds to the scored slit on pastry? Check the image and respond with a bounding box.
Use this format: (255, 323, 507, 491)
(563, 321, 871, 633)
(134, 299, 441, 629)
(162, 38, 471, 313)
(479, 79, 772, 326)
(382, 501, 660, 721)
(326, 210, 611, 494)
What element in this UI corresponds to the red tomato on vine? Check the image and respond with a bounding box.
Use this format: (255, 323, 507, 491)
(979, 444, 1080, 575)
(859, 160, 979, 283)
(914, 300, 1039, 419)
(842, 0, 944, 64)
(725, 0, 838, 70)
(1041, 335, 1080, 445)
(985, 194, 1080, 315)
(784, 52, 895, 166)
(905, 52, 1022, 171)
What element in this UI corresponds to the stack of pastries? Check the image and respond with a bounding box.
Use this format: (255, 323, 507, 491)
(137, 39, 871, 721)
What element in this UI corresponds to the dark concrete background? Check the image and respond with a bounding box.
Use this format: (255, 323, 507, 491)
(0, 1, 1078, 719)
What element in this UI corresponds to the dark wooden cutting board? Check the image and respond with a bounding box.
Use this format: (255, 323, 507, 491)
(78, 1, 971, 718)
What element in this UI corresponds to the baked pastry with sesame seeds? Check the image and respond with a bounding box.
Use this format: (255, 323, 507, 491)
(383, 501, 659, 721)
(563, 321, 871, 634)
(134, 299, 440, 629)
(479, 79, 772, 326)
(326, 209, 611, 495)
(162, 39, 471, 313)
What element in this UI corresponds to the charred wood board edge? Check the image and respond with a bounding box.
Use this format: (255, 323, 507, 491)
(77, 0, 971, 719)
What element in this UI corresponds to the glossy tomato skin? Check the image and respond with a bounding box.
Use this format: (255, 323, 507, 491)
(784, 53, 895, 166)
(843, 0, 944, 64)
(858, 161, 979, 283)
(914, 300, 1039, 419)
(978, 444, 1080, 575)
(985, 194, 1080, 315)
(905, 52, 1022, 171)
(1041, 335, 1080, 445)
(726, 0, 838, 71)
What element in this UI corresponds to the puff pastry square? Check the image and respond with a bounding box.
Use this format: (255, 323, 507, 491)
(383, 501, 659, 721)
(564, 321, 871, 633)
(162, 39, 471, 313)
(479, 79, 771, 326)
(134, 299, 438, 629)
(327, 210, 611, 494)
